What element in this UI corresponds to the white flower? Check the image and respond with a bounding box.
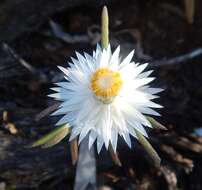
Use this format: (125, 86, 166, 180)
(49, 44, 163, 153)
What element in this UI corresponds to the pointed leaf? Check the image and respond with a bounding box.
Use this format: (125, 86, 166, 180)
(147, 116, 167, 130)
(135, 129, 161, 167)
(31, 124, 70, 148)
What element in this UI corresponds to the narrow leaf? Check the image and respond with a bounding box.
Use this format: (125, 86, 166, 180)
(147, 116, 167, 130)
(135, 129, 161, 167)
(31, 124, 70, 148)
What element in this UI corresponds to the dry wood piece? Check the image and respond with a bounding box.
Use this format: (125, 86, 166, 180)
(35, 102, 61, 122)
(160, 144, 193, 171)
(159, 132, 202, 154)
(2, 43, 36, 74)
(159, 166, 177, 190)
(184, 0, 195, 24)
(108, 144, 122, 167)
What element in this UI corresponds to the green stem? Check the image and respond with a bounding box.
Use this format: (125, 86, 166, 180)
(101, 6, 109, 49)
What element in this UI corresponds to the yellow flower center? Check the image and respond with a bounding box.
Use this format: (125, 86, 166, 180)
(91, 68, 123, 103)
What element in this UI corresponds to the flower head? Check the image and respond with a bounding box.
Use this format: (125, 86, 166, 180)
(49, 44, 162, 153)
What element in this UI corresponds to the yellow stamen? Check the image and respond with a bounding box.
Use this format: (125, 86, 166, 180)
(91, 68, 123, 103)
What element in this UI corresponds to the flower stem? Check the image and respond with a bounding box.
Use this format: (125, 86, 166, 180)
(101, 6, 109, 49)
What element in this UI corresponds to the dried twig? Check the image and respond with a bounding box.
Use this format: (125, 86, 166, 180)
(2, 43, 36, 74)
(151, 48, 202, 67)
(160, 144, 193, 171)
(70, 138, 79, 165)
(35, 102, 61, 121)
(184, 0, 195, 24)
(108, 144, 122, 167)
(50, 20, 101, 45)
(159, 3, 184, 19)
(159, 166, 177, 190)
(159, 132, 202, 154)
(50, 20, 89, 44)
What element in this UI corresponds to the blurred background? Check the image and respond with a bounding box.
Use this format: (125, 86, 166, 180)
(0, 0, 202, 189)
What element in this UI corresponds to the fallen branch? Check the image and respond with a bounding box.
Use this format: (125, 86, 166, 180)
(35, 102, 61, 122)
(2, 43, 36, 74)
(49, 21, 89, 44)
(151, 48, 202, 67)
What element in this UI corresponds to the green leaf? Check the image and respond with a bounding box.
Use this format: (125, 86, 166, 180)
(147, 116, 167, 130)
(31, 124, 70, 148)
(135, 129, 161, 167)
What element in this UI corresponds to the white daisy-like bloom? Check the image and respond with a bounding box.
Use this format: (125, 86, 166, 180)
(49, 44, 163, 153)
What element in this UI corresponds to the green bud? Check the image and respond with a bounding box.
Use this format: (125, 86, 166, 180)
(101, 6, 109, 49)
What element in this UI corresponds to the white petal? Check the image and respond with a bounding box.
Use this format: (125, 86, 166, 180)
(76, 52, 92, 74)
(127, 126, 137, 138)
(75, 52, 86, 65)
(97, 136, 104, 154)
(110, 127, 118, 152)
(109, 46, 120, 69)
(58, 66, 69, 76)
(76, 98, 98, 123)
(95, 44, 101, 58)
(137, 107, 161, 116)
(146, 101, 163, 108)
(84, 52, 96, 72)
(99, 48, 110, 67)
(111, 104, 127, 131)
(102, 105, 112, 149)
(118, 99, 152, 127)
(132, 77, 155, 89)
(119, 50, 134, 68)
(137, 70, 153, 78)
(55, 82, 69, 89)
(127, 120, 148, 137)
(51, 105, 79, 115)
(48, 93, 66, 100)
(79, 124, 92, 144)
(132, 63, 149, 77)
(122, 131, 132, 148)
(145, 88, 164, 95)
(55, 113, 76, 126)
(69, 126, 82, 141)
